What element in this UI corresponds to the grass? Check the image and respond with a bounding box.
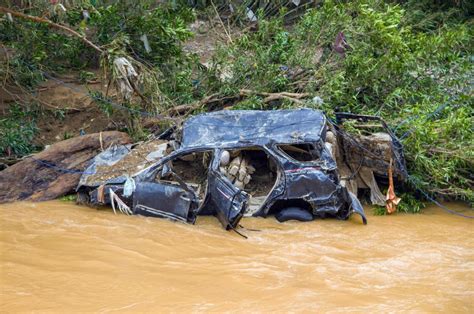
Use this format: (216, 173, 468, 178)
(0, 104, 39, 157)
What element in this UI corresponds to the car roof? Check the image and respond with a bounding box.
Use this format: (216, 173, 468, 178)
(180, 108, 326, 149)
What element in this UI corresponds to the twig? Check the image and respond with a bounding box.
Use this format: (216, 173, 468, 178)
(105, 77, 112, 98)
(167, 89, 311, 117)
(0, 6, 103, 54)
(5, 7, 97, 51)
(128, 78, 150, 107)
(1, 44, 11, 87)
(210, 0, 233, 44)
(167, 93, 220, 116)
(240, 89, 310, 104)
(239, 89, 310, 99)
(262, 94, 304, 104)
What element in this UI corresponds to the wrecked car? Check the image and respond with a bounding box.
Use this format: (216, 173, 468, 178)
(77, 109, 406, 231)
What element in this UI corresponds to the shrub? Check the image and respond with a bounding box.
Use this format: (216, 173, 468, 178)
(0, 104, 39, 157)
(209, 0, 473, 205)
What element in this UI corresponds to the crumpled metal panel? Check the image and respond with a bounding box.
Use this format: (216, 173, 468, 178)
(78, 144, 132, 188)
(205, 166, 249, 230)
(78, 109, 379, 230)
(180, 109, 326, 149)
(133, 182, 197, 223)
(334, 112, 408, 180)
(246, 142, 367, 224)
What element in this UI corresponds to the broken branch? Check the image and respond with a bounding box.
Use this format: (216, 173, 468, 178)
(240, 89, 310, 104)
(0, 6, 103, 54)
(168, 89, 311, 116)
(167, 93, 221, 116)
(239, 89, 310, 99)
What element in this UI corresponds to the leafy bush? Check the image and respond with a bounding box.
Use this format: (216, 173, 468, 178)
(373, 192, 426, 215)
(0, 105, 39, 157)
(208, 0, 473, 204)
(0, 1, 196, 94)
(87, 2, 194, 64)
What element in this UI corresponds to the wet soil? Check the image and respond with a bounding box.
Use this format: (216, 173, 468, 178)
(83, 140, 168, 186)
(1, 72, 115, 147)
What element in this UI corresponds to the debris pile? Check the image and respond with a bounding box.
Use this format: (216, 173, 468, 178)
(221, 153, 255, 189)
(0, 109, 407, 232)
(77, 109, 383, 230)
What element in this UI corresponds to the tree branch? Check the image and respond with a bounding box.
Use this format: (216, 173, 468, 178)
(0, 6, 103, 54)
(239, 89, 310, 104)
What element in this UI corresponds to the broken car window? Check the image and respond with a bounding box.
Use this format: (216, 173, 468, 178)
(220, 148, 278, 194)
(165, 151, 213, 197)
(277, 143, 319, 162)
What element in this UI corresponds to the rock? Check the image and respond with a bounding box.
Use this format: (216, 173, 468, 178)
(0, 131, 132, 203)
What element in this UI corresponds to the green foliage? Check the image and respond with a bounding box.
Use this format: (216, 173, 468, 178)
(1, 19, 92, 72)
(2, 58, 45, 89)
(89, 90, 114, 117)
(212, 16, 294, 96)
(403, 104, 474, 202)
(89, 1, 194, 64)
(373, 206, 386, 216)
(79, 70, 97, 83)
(0, 105, 39, 157)
(373, 193, 426, 215)
(1, 0, 196, 97)
(59, 194, 77, 202)
(233, 95, 265, 110)
(90, 2, 200, 108)
(397, 193, 426, 214)
(208, 0, 473, 202)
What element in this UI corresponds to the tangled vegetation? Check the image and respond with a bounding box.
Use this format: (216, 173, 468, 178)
(0, 104, 39, 157)
(208, 0, 473, 204)
(0, 0, 472, 208)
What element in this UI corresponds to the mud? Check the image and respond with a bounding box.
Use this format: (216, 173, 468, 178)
(83, 140, 168, 186)
(0, 72, 113, 147)
(0, 201, 472, 312)
(172, 152, 211, 185)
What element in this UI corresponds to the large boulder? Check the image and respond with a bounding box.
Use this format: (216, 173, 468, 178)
(0, 131, 132, 203)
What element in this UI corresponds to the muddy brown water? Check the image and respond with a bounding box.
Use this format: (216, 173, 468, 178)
(1, 201, 473, 312)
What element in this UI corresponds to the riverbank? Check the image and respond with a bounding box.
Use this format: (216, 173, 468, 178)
(1, 201, 472, 312)
(1, 1, 473, 205)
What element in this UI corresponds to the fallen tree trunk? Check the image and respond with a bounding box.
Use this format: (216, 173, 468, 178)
(0, 131, 132, 203)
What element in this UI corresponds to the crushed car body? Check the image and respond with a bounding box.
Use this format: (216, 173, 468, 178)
(77, 109, 407, 231)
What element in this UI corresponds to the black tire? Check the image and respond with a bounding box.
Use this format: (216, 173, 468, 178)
(275, 206, 314, 222)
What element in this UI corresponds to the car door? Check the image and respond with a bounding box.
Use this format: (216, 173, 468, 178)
(204, 150, 249, 230)
(132, 158, 200, 224)
(133, 180, 198, 223)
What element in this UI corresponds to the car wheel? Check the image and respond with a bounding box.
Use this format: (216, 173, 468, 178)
(275, 207, 314, 222)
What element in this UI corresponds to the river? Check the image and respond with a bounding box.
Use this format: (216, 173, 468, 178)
(0, 201, 473, 312)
